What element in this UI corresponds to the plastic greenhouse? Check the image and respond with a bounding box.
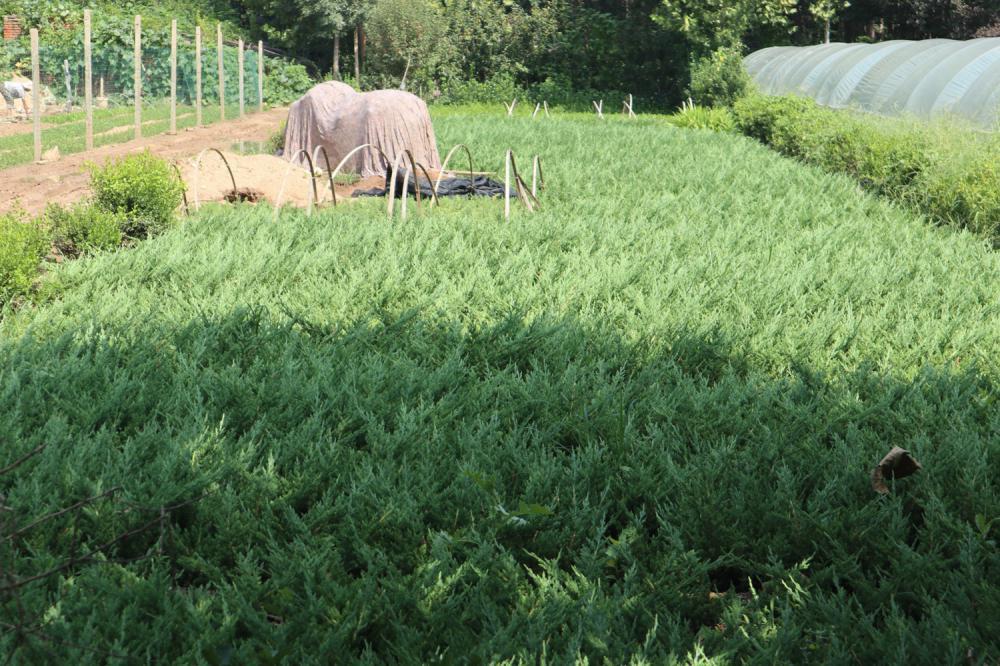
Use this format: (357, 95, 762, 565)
(744, 39, 1000, 128)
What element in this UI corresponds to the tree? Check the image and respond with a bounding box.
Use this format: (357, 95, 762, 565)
(294, 0, 348, 77)
(809, 0, 849, 43)
(653, 0, 797, 55)
(366, 0, 451, 89)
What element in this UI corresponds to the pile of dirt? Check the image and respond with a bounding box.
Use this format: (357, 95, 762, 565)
(178, 151, 385, 208)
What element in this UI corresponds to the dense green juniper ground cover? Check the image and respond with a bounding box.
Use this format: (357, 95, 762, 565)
(2, 109, 999, 663)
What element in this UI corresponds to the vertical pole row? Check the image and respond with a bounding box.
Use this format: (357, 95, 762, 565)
(84, 10, 93, 151)
(134, 15, 142, 141)
(30, 28, 40, 163)
(217, 24, 225, 121)
(238, 39, 245, 118)
(170, 19, 177, 134)
(195, 26, 202, 127)
(257, 41, 264, 113)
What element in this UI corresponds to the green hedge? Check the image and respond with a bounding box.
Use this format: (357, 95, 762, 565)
(733, 94, 1000, 242)
(0, 152, 184, 311)
(0, 213, 49, 308)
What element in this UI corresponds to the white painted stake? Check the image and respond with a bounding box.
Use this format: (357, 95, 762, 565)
(503, 98, 517, 117)
(623, 93, 636, 118)
(593, 99, 604, 119)
(30, 28, 40, 163)
(532, 156, 539, 197)
(84, 10, 93, 150)
(134, 15, 142, 140)
(543, 101, 550, 117)
(532, 102, 540, 119)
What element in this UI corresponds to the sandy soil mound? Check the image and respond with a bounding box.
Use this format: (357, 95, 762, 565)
(178, 151, 385, 209)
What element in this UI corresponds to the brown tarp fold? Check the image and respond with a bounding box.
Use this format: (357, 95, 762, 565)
(283, 81, 441, 177)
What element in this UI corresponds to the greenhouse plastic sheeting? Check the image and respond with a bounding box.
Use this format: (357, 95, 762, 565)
(744, 38, 1000, 128)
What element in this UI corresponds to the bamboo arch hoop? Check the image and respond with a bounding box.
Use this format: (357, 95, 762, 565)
(273, 149, 318, 221)
(531, 155, 544, 197)
(192, 148, 238, 212)
(326, 142, 394, 208)
(504, 149, 541, 220)
(171, 162, 191, 216)
(311, 145, 337, 205)
(433, 144, 475, 203)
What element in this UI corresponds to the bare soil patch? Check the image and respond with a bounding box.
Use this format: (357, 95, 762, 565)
(0, 108, 291, 216)
(179, 151, 385, 209)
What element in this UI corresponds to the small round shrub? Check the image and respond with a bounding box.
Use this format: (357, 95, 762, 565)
(668, 104, 736, 132)
(689, 47, 752, 108)
(0, 212, 49, 307)
(265, 59, 314, 105)
(89, 151, 185, 239)
(46, 202, 124, 257)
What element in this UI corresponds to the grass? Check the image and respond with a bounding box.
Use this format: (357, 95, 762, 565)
(1, 108, 999, 663)
(0, 102, 244, 169)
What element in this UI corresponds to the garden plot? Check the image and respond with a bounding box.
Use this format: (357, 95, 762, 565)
(1, 107, 998, 664)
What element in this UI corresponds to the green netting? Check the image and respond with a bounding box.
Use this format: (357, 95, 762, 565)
(744, 38, 1000, 128)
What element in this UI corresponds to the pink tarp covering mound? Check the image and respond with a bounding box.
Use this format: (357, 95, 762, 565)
(283, 81, 442, 177)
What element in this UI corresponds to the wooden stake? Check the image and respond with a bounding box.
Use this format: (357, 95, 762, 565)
(195, 26, 202, 127)
(170, 19, 177, 134)
(84, 9, 93, 150)
(257, 41, 264, 112)
(134, 15, 142, 140)
(30, 28, 40, 163)
(217, 24, 224, 121)
(238, 39, 245, 118)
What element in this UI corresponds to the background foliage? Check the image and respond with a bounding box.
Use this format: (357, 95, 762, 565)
(4, 0, 1000, 107)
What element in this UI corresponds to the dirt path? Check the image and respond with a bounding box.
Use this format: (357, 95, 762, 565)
(0, 108, 289, 216)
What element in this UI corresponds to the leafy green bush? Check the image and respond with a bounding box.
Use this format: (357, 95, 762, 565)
(0, 212, 49, 307)
(732, 94, 1000, 240)
(527, 75, 628, 111)
(688, 47, 752, 108)
(668, 103, 736, 132)
(437, 73, 524, 105)
(46, 202, 124, 257)
(89, 151, 184, 239)
(264, 59, 314, 105)
(266, 119, 287, 155)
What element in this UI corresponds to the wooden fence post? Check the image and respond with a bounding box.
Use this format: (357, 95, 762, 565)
(257, 41, 264, 112)
(195, 26, 202, 127)
(170, 19, 177, 134)
(84, 9, 93, 150)
(134, 15, 142, 140)
(30, 28, 40, 163)
(217, 24, 225, 121)
(238, 39, 244, 118)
